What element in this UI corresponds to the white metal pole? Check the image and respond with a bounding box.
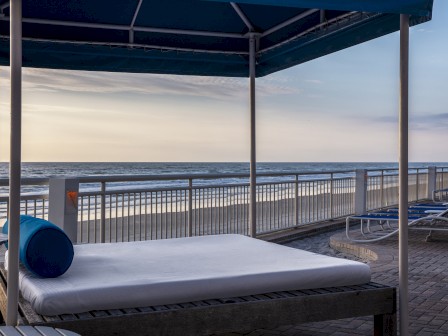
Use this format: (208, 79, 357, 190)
(399, 13, 409, 336)
(7, 0, 22, 326)
(249, 34, 256, 238)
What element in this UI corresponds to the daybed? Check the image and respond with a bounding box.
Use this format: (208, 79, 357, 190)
(0, 234, 397, 335)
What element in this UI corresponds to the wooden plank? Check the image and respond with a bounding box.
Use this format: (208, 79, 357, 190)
(164, 304, 182, 310)
(104, 309, 125, 316)
(121, 308, 139, 314)
(15, 326, 42, 336)
(273, 291, 295, 298)
(189, 301, 210, 307)
(216, 298, 241, 304)
(74, 312, 93, 320)
(262, 293, 284, 299)
(54, 328, 81, 336)
(202, 299, 221, 306)
(59, 315, 77, 322)
(238, 295, 259, 302)
(0, 326, 22, 336)
(34, 326, 77, 336)
(91, 311, 109, 318)
(0, 268, 9, 322)
(152, 305, 169, 311)
(284, 290, 307, 297)
(309, 288, 332, 294)
(42, 316, 61, 323)
(136, 306, 154, 313)
(18, 298, 44, 325)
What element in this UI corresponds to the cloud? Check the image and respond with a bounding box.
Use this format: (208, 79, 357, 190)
(416, 28, 434, 33)
(0, 67, 300, 100)
(369, 113, 448, 131)
(412, 113, 448, 130)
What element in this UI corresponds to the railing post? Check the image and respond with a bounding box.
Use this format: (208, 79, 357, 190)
(188, 178, 193, 237)
(380, 170, 384, 208)
(48, 178, 79, 243)
(100, 182, 106, 243)
(427, 166, 436, 200)
(442, 168, 445, 190)
(415, 169, 419, 201)
(330, 173, 334, 219)
(294, 175, 298, 226)
(354, 169, 367, 215)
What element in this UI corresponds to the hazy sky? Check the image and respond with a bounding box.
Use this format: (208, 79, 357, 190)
(1, 1, 447, 163)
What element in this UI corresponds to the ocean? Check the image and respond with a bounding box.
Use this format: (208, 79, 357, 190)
(0, 162, 446, 194)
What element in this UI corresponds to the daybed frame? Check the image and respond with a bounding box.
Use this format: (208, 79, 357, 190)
(0, 267, 396, 336)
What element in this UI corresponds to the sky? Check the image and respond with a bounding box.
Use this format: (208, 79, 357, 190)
(0, 1, 447, 163)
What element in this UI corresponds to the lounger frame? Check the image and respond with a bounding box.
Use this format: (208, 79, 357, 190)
(346, 206, 448, 243)
(0, 267, 396, 336)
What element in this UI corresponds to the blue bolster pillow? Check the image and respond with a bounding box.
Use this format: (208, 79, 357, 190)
(2, 215, 74, 278)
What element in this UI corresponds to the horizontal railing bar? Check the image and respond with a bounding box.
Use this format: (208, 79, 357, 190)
(77, 177, 356, 195)
(0, 168, 429, 187)
(76, 171, 357, 183)
(79, 186, 191, 197)
(365, 168, 429, 172)
(0, 193, 48, 201)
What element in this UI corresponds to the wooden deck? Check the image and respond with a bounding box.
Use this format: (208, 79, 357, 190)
(0, 266, 396, 336)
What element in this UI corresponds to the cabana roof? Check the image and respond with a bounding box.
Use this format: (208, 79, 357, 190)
(0, 0, 433, 77)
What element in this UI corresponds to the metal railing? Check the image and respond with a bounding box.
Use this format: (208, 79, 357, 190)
(0, 166, 443, 243)
(366, 168, 428, 211)
(75, 171, 355, 243)
(0, 178, 49, 222)
(436, 167, 448, 191)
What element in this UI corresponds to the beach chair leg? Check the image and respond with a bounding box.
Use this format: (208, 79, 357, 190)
(361, 219, 368, 236)
(425, 230, 433, 242)
(374, 312, 397, 336)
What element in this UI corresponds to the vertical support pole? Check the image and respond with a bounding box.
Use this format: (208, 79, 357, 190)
(48, 178, 79, 243)
(380, 170, 385, 208)
(100, 182, 106, 243)
(354, 169, 367, 215)
(188, 178, 193, 237)
(427, 166, 436, 200)
(6, 0, 22, 326)
(399, 14, 409, 336)
(330, 173, 334, 219)
(294, 174, 298, 226)
(249, 34, 257, 238)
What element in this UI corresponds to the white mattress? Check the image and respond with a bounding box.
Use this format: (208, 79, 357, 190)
(19, 234, 371, 315)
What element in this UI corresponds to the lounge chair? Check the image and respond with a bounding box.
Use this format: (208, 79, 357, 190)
(0, 234, 397, 335)
(346, 203, 448, 243)
(433, 188, 448, 202)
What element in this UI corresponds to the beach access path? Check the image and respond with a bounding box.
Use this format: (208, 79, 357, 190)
(213, 229, 448, 336)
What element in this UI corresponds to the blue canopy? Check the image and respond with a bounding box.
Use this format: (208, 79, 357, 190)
(0, 0, 433, 77)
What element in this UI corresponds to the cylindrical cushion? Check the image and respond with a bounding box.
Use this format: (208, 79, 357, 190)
(3, 215, 74, 278)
